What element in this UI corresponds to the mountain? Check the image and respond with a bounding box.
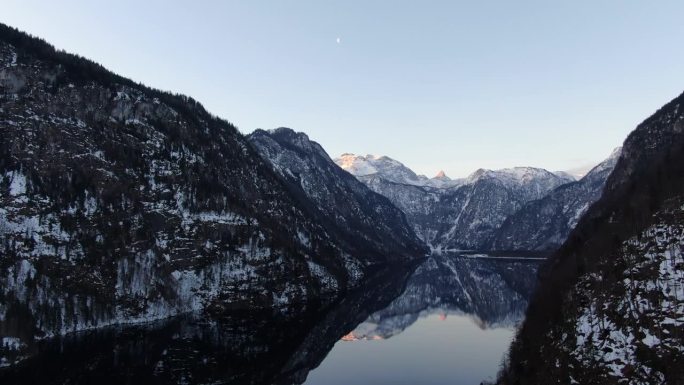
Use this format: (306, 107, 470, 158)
(499, 92, 684, 384)
(335, 153, 463, 188)
(247, 127, 427, 261)
(336, 154, 573, 250)
(431, 167, 574, 250)
(490, 147, 621, 251)
(0, 23, 422, 360)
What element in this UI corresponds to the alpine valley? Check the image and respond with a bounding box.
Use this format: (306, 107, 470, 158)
(0, 20, 682, 385)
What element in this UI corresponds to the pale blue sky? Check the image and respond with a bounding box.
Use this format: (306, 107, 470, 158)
(3, 1, 684, 177)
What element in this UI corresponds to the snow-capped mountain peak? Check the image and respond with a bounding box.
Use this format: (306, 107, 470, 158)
(336, 153, 379, 177)
(334, 153, 427, 186)
(337, 152, 576, 250)
(464, 166, 573, 189)
(335, 153, 465, 188)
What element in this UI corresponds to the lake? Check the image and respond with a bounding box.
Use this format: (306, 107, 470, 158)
(0, 253, 541, 385)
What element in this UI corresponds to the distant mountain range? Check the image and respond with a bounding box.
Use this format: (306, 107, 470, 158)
(336, 150, 619, 251)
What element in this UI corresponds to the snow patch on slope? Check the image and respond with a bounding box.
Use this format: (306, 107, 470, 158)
(569, 208, 684, 381)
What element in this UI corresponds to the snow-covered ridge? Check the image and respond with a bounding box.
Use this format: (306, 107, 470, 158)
(334, 153, 463, 188)
(336, 153, 380, 177)
(491, 148, 622, 251)
(464, 166, 574, 190)
(335, 153, 576, 190)
(335, 152, 580, 249)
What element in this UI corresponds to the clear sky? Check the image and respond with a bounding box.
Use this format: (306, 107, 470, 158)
(3, 1, 684, 177)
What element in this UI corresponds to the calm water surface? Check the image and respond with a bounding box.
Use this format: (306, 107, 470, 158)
(305, 253, 541, 385)
(305, 314, 516, 385)
(0, 253, 541, 385)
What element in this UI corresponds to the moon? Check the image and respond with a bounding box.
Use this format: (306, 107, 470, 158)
(336, 37, 341, 44)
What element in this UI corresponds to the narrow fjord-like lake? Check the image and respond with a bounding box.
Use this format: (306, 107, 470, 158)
(0, 253, 541, 385)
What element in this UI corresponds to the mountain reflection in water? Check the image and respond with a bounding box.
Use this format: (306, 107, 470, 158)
(304, 253, 541, 385)
(0, 253, 540, 385)
(341, 253, 539, 342)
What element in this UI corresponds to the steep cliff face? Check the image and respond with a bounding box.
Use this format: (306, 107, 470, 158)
(0, 24, 418, 362)
(247, 128, 427, 262)
(500, 92, 684, 384)
(337, 154, 572, 250)
(491, 148, 620, 251)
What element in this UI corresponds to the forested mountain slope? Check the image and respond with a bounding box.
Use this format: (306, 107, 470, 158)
(499, 91, 684, 384)
(0, 23, 422, 365)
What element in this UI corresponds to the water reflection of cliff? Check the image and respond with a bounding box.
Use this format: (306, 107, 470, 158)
(0, 265, 415, 385)
(343, 254, 541, 341)
(0, 254, 539, 385)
